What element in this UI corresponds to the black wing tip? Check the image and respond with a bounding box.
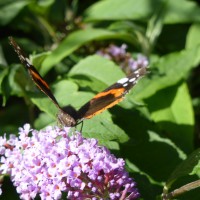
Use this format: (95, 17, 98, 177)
(8, 36, 21, 54)
(133, 66, 149, 78)
(8, 36, 13, 41)
(8, 36, 15, 46)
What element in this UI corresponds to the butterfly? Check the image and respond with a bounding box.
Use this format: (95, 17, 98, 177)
(9, 36, 147, 127)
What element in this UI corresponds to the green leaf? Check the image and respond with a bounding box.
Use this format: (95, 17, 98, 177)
(166, 148, 200, 187)
(186, 23, 200, 49)
(1, 64, 29, 105)
(34, 112, 55, 129)
(0, 66, 9, 106)
(8, 64, 31, 97)
(0, 0, 30, 25)
(145, 82, 194, 153)
(85, 0, 200, 24)
(81, 112, 129, 147)
(0, 67, 9, 91)
(30, 51, 51, 72)
(108, 21, 147, 51)
(164, 0, 200, 24)
(85, 0, 162, 21)
(29, 0, 55, 10)
(0, 45, 7, 66)
(69, 55, 124, 86)
(148, 83, 193, 125)
(41, 28, 136, 75)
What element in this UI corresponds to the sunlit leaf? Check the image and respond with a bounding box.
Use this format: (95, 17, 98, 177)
(186, 23, 200, 49)
(42, 28, 136, 75)
(85, 0, 161, 21)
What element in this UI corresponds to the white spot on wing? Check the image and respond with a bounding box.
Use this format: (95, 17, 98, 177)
(117, 77, 128, 84)
(129, 77, 136, 83)
(25, 57, 31, 63)
(134, 69, 139, 74)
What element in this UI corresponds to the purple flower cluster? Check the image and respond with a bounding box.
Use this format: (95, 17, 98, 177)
(97, 44, 148, 74)
(0, 124, 140, 200)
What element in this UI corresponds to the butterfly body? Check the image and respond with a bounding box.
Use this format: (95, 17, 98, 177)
(57, 110, 77, 127)
(9, 37, 147, 127)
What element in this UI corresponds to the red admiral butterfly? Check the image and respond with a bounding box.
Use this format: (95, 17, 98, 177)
(9, 37, 147, 127)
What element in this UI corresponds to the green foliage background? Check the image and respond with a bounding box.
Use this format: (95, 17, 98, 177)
(1, 0, 200, 199)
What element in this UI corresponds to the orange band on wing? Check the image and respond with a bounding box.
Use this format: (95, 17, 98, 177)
(84, 98, 123, 119)
(78, 87, 126, 120)
(93, 88, 125, 99)
(29, 68, 50, 90)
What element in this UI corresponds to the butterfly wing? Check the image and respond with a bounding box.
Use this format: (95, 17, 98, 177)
(9, 37, 76, 127)
(9, 37, 61, 108)
(77, 67, 147, 121)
